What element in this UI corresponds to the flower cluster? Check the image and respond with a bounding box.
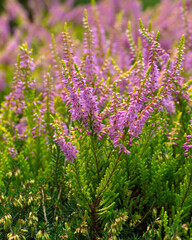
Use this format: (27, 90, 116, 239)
(53, 120, 79, 162)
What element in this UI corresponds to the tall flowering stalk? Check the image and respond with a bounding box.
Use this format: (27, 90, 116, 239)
(53, 119, 79, 162)
(82, 10, 97, 85)
(4, 43, 35, 115)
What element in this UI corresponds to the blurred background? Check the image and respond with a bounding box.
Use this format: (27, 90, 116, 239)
(0, 0, 170, 103)
(0, 0, 160, 13)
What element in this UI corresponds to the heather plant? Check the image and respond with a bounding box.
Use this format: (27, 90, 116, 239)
(1, 3, 192, 240)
